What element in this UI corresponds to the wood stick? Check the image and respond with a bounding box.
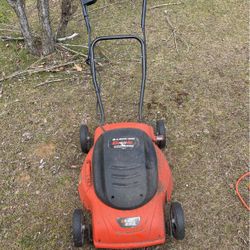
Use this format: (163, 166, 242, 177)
(35, 78, 68, 88)
(0, 28, 20, 32)
(164, 10, 179, 53)
(0, 60, 80, 83)
(0, 33, 79, 42)
(0, 23, 19, 29)
(0, 36, 24, 41)
(58, 43, 88, 49)
(57, 32, 79, 42)
(57, 43, 87, 58)
(164, 10, 189, 53)
(57, 44, 105, 66)
(150, 2, 183, 10)
(0, 56, 49, 96)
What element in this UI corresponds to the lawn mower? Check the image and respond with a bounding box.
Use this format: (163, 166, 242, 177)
(72, 0, 185, 249)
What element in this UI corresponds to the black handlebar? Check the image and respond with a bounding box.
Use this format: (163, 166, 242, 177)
(81, 0, 97, 6)
(80, 0, 148, 124)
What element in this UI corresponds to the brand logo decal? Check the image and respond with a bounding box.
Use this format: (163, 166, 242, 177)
(109, 137, 138, 149)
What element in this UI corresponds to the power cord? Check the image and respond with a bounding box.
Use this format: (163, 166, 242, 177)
(235, 171, 250, 211)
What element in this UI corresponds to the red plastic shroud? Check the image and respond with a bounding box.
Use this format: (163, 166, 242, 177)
(78, 122, 173, 249)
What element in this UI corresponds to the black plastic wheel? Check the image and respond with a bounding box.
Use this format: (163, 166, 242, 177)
(170, 202, 185, 240)
(72, 209, 84, 247)
(80, 125, 92, 153)
(156, 120, 166, 149)
(86, 224, 93, 243)
(164, 203, 172, 237)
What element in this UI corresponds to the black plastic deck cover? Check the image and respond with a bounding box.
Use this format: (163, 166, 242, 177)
(92, 128, 158, 210)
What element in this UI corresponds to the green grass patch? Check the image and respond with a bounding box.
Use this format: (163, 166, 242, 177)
(19, 235, 34, 249)
(0, 0, 14, 23)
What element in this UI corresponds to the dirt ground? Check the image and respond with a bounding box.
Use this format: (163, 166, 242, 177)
(0, 0, 249, 249)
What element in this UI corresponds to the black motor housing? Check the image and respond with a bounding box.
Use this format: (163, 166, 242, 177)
(92, 128, 158, 210)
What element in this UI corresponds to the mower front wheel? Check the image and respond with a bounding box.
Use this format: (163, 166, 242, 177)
(72, 209, 85, 247)
(80, 125, 93, 153)
(170, 202, 185, 240)
(164, 203, 172, 237)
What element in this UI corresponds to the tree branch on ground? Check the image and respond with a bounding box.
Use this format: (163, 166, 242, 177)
(56, 44, 88, 58)
(164, 10, 189, 54)
(0, 36, 24, 41)
(35, 78, 70, 88)
(56, 32, 79, 42)
(0, 33, 79, 42)
(150, 2, 183, 10)
(0, 59, 82, 83)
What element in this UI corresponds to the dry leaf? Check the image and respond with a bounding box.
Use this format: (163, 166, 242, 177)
(74, 64, 83, 72)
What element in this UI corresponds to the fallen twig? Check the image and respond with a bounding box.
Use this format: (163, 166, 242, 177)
(57, 44, 106, 66)
(0, 60, 81, 83)
(0, 28, 20, 32)
(35, 78, 68, 88)
(0, 33, 79, 42)
(164, 10, 179, 53)
(58, 43, 88, 49)
(0, 23, 19, 29)
(56, 33, 79, 42)
(57, 43, 87, 58)
(163, 10, 189, 54)
(28, 56, 49, 69)
(150, 2, 183, 10)
(0, 56, 48, 96)
(0, 35, 24, 41)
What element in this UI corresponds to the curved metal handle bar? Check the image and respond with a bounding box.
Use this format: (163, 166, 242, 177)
(89, 35, 147, 124)
(81, 0, 148, 125)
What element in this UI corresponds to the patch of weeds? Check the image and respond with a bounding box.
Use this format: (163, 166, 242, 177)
(9, 41, 37, 68)
(18, 235, 34, 249)
(57, 175, 72, 186)
(0, 42, 38, 77)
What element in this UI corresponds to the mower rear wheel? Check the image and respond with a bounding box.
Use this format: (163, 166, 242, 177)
(164, 203, 172, 237)
(80, 125, 92, 153)
(156, 120, 166, 149)
(86, 224, 93, 243)
(170, 202, 185, 240)
(72, 209, 85, 247)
